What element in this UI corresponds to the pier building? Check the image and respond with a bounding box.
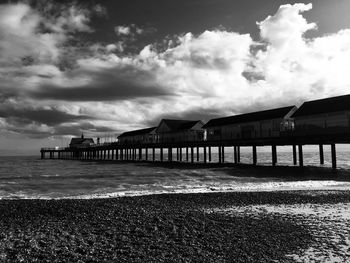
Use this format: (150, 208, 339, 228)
(117, 127, 157, 145)
(203, 106, 297, 141)
(156, 119, 204, 143)
(292, 94, 350, 136)
(69, 134, 94, 148)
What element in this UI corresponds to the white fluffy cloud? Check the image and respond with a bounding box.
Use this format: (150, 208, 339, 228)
(2, 2, 350, 142)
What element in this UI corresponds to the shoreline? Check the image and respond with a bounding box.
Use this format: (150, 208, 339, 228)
(1, 190, 350, 262)
(2, 186, 350, 201)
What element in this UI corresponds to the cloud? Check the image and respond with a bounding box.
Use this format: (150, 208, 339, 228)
(250, 3, 350, 101)
(2, 2, 350, 142)
(30, 58, 172, 101)
(257, 3, 316, 48)
(0, 106, 91, 126)
(115, 25, 131, 36)
(114, 24, 155, 37)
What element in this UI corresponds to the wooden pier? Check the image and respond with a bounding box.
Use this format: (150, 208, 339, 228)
(40, 133, 350, 170)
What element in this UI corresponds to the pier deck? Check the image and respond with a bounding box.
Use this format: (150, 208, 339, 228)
(40, 133, 350, 170)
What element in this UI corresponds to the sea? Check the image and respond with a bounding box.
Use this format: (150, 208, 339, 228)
(1, 148, 350, 199)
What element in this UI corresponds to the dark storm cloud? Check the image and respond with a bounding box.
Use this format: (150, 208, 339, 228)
(31, 66, 171, 101)
(54, 122, 116, 137)
(2, 120, 117, 139)
(0, 107, 92, 126)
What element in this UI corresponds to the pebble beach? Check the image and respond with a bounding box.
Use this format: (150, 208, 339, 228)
(1, 190, 350, 262)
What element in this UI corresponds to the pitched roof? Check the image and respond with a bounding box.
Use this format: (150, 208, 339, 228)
(69, 138, 94, 145)
(292, 94, 350, 117)
(118, 127, 157, 138)
(158, 119, 203, 131)
(203, 106, 296, 128)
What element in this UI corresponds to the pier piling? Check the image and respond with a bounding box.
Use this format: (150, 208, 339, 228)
(252, 146, 257, 165)
(331, 143, 337, 170)
(292, 145, 297, 165)
(298, 144, 303, 167)
(272, 145, 277, 166)
(319, 144, 324, 165)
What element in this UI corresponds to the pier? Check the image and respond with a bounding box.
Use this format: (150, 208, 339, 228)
(41, 95, 350, 171)
(40, 132, 350, 170)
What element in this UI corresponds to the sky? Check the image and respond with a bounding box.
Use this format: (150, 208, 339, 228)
(1, 0, 350, 155)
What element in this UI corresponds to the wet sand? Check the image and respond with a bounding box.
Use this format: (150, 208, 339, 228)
(0, 190, 350, 262)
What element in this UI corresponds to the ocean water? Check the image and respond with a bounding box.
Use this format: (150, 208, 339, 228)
(1, 149, 350, 199)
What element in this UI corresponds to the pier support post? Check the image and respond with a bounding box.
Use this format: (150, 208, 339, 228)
(209, 146, 211, 162)
(204, 147, 207, 163)
(168, 148, 172, 162)
(111, 149, 114, 160)
(331, 143, 337, 170)
(272, 145, 277, 166)
(160, 148, 163, 162)
(116, 149, 119, 160)
(319, 144, 324, 165)
(252, 146, 257, 165)
(145, 148, 148, 161)
(180, 148, 182, 162)
(218, 146, 222, 163)
(191, 147, 194, 163)
(139, 148, 142, 160)
(41, 152, 44, 159)
(298, 144, 303, 167)
(237, 146, 240, 163)
(152, 148, 155, 162)
(186, 147, 189, 162)
(292, 145, 297, 165)
(222, 146, 225, 163)
(197, 147, 199, 162)
(234, 146, 237, 164)
(176, 148, 179, 161)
